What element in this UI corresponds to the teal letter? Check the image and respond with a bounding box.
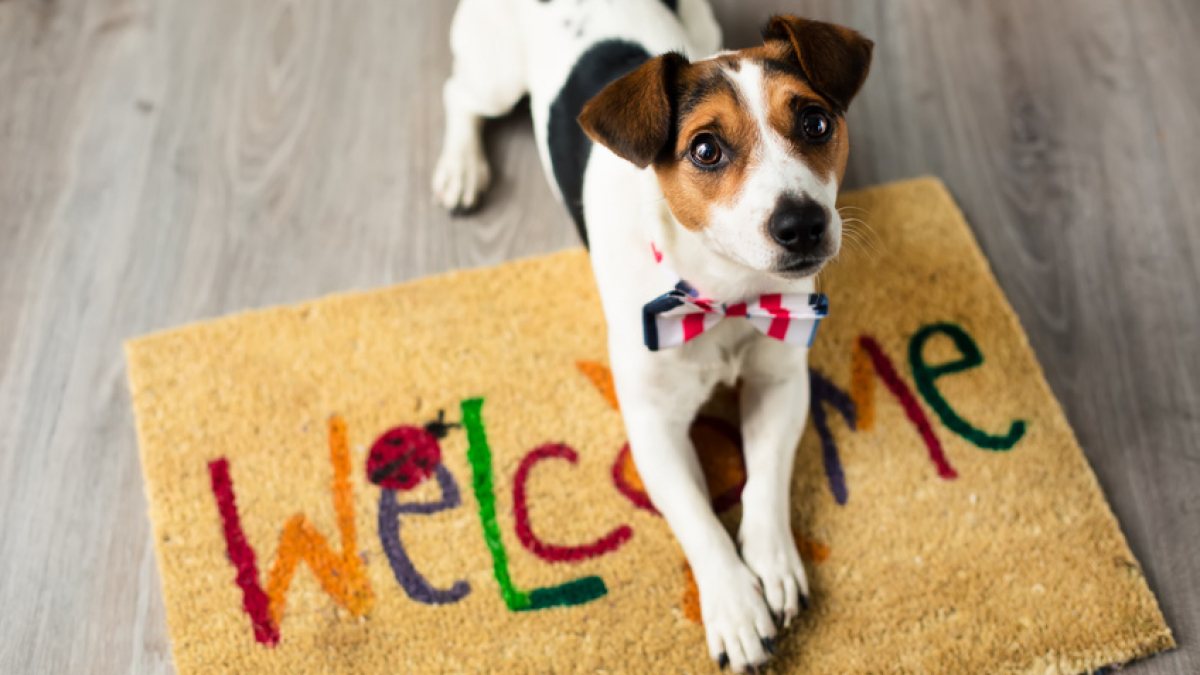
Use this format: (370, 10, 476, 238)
(909, 323, 1026, 451)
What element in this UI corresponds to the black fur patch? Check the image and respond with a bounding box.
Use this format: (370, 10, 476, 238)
(760, 57, 807, 84)
(548, 40, 652, 246)
(679, 70, 736, 119)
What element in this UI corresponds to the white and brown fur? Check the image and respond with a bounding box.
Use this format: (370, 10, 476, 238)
(434, 1, 871, 671)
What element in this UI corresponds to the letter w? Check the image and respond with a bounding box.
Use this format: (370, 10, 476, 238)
(207, 415, 374, 646)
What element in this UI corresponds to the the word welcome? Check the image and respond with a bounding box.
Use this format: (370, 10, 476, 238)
(207, 321, 1025, 646)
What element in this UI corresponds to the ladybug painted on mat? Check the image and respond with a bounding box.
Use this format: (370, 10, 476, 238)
(366, 411, 460, 490)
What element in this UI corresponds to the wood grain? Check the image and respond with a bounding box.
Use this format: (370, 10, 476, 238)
(0, 0, 1195, 672)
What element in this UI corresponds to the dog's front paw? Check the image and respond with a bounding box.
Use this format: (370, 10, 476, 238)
(696, 563, 777, 673)
(432, 138, 490, 213)
(739, 522, 810, 628)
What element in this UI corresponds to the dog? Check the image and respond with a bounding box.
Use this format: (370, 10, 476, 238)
(434, 1, 871, 671)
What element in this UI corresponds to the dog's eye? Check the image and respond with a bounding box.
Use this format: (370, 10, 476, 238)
(689, 134, 723, 166)
(799, 108, 833, 143)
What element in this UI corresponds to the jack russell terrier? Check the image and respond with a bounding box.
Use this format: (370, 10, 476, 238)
(434, 0, 871, 671)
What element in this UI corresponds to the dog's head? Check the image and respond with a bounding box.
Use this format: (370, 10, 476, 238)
(579, 16, 873, 278)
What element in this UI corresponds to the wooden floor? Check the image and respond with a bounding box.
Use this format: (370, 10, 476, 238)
(1, 0, 1196, 672)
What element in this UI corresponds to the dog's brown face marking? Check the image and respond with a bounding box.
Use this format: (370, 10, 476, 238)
(653, 59, 754, 232)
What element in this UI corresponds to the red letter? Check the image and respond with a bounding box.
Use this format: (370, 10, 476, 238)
(514, 444, 633, 563)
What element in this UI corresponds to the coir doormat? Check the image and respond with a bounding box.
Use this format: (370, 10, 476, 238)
(126, 178, 1173, 674)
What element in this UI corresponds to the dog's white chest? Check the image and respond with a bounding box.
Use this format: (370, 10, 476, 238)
(673, 320, 803, 389)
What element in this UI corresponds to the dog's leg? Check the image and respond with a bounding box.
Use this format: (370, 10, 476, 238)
(737, 347, 813, 628)
(433, 0, 527, 212)
(614, 356, 776, 674)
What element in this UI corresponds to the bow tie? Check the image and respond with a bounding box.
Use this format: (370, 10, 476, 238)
(642, 280, 829, 351)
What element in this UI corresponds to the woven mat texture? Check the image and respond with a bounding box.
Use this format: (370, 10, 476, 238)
(126, 178, 1173, 674)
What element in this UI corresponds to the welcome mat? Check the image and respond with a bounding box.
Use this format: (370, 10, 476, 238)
(126, 178, 1173, 674)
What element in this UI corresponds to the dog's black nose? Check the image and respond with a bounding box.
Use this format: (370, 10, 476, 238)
(768, 198, 828, 252)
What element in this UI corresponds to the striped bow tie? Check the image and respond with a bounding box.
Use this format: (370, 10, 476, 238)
(642, 279, 829, 351)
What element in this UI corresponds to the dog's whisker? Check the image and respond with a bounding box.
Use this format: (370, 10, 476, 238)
(846, 238, 872, 261)
(842, 221, 883, 254)
(846, 216, 883, 242)
(849, 229, 888, 258)
(854, 229, 884, 256)
(838, 234, 863, 256)
(840, 229, 881, 262)
(858, 222, 882, 242)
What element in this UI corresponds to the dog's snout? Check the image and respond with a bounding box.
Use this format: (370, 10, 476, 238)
(768, 198, 828, 252)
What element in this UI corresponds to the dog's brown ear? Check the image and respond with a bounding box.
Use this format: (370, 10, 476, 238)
(578, 52, 688, 169)
(763, 15, 873, 112)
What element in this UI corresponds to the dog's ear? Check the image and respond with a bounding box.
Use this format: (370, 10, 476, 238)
(578, 52, 688, 169)
(763, 15, 873, 112)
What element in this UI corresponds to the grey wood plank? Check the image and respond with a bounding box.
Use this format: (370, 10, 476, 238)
(0, 1, 170, 673)
(0, 1, 1195, 673)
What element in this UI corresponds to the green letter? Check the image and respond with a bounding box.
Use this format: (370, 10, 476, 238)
(460, 398, 608, 611)
(909, 323, 1026, 451)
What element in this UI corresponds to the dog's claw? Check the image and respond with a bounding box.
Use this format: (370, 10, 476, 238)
(761, 637, 775, 655)
(717, 653, 729, 670)
(800, 593, 810, 612)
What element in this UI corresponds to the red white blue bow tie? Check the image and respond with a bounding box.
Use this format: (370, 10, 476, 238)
(642, 245, 829, 351)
